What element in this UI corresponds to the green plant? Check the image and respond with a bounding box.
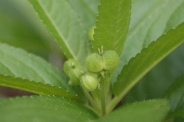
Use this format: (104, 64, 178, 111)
(0, 0, 184, 121)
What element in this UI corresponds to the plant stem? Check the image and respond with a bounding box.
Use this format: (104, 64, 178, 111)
(83, 89, 103, 116)
(91, 90, 101, 111)
(86, 105, 100, 117)
(106, 90, 127, 114)
(106, 96, 120, 114)
(99, 72, 111, 116)
(80, 86, 96, 108)
(101, 78, 106, 115)
(107, 82, 135, 113)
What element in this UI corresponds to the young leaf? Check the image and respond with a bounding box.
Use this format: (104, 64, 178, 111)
(96, 99, 169, 122)
(0, 74, 82, 102)
(164, 74, 184, 119)
(0, 96, 97, 122)
(29, 0, 99, 62)
(112, 22, 184, 105)
(0, 43, 68, 89)
(92, 0, 131, 55)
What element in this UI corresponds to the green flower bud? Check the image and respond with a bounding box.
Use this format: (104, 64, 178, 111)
(88, 26, 95, 41)
(63, 59, 80, 74)
(68, 67, 84, 85)
(80, 74, 99, 91)
(102, 50, 119, 70)
(85, 53, 104, 73)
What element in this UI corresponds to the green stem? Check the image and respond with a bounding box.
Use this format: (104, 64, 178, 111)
(91, 90, 101, 111)
(107, 90, 127, 114)
(86, 105, 100, 117)
(82, 87, 103, 116)
(99, 73, 111, 116)
(101, 78, 106, 115)
(80, 86, 96, 108)
(106, 96, 120, 114)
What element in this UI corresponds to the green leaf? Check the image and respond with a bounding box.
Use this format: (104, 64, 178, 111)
(113, 0, 184, 83)
(96, 99, 169, 122)
(165, 2, 184, 32)
(29, 0, 99, 62)
(0, 96, 97, 122)
(119, 0, 184, 103)
(123, 0, 184, 66)
(124, 44, 184, 103)
(0, 43, 68, 89)
(92, 0, 131, 55)
(112, 22, 184, 99)
(0, 74, 82, 102)
(164, 74, 184, 119)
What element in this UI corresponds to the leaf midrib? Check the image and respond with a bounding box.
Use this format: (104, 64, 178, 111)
(36, 0, 77, 59)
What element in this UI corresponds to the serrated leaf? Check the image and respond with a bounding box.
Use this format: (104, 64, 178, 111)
(119, 0, 184, 103)
(0, 96, 97, 122)
(96, 99, 169, 122)
(0, 43, 68, 89)
(122, 0, 184, 66)
(0, 74, 82, 102)
(113, 0, 184, 83)
(92, 0, 131, 55)
(29, 0, 99, 62)
(124, 44, 184, 103)
(113, 22, 184, 98)
(164, 74, 184, 119)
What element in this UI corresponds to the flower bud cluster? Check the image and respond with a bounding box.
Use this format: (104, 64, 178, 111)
(63, 50, 119, 91)
(63, 59, 99, 91)
(85, 50, 120, 72)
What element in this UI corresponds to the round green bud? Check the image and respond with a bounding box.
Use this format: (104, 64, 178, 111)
(68, 67, 84, 85)
(63, 59, 80, 75)
(80, 74, 99, 91)
(88, 26, 95, 41)
(102, 50, 119, 70)
(85, 53, 104, 73)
